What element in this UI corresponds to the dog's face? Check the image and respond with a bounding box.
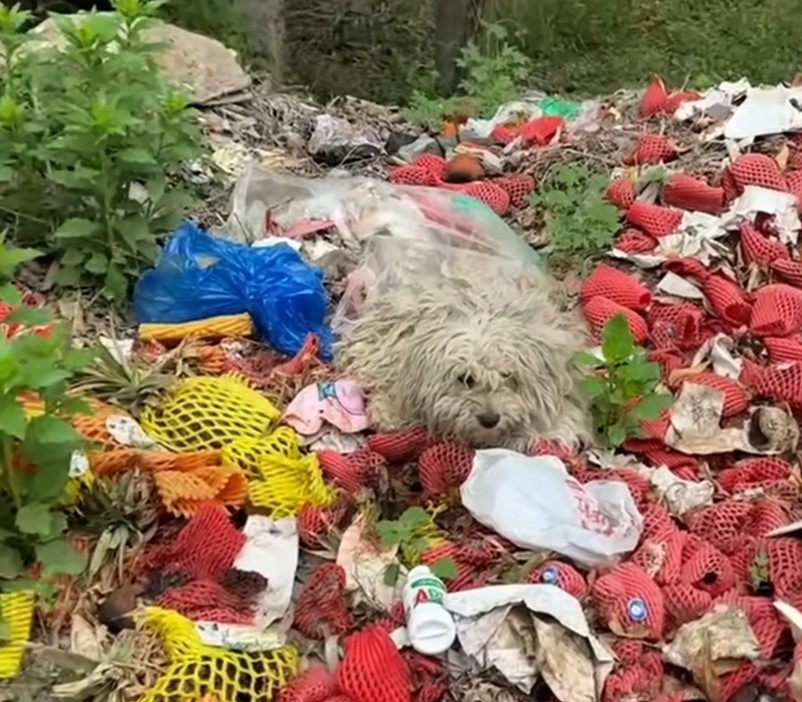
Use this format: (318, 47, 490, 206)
(400, 314, 578, 448)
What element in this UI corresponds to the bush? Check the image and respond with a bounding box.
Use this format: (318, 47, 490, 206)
(0, 0, 202, 303)
(0, 238, 94, 597)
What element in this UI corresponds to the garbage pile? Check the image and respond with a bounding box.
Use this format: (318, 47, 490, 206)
(6, 76, 802, 702)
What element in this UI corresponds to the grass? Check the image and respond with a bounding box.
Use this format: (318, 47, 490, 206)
(485, 0, 801, 95)
(161, 0, 802, 103)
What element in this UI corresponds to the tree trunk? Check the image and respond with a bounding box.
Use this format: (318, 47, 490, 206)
(233, 0, 286, 79)
(434, 0, 471, 94)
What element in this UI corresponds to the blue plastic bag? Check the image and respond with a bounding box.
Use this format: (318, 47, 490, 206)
(134, 221, 333, 359)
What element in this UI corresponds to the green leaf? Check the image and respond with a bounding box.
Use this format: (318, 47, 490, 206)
(0, 247, 41, 275)
(376, 521, 401, 546)
(5, 307, 51, 326)
(60, 250, 86, 267)
(0, 544, 23, 580)
(0, 395, 27, 439)
(606, 422, 628, 447)
(601, 315, 635, 363)
(25, 414, 79, 446)
(55, 265, 83, 287)
(36, 538, 87, 577)
(53, 218, 98, 240)
(15, 503, 56, 536)
(0, 285, 23, 306)
(630, 394, 674, 421)
(430, 557, 458, 581)
(579, 377, 607, 400)
(383, 562, 401, 586)
(117, 147, 157, 166)
(399, 507, 429, 529)
(573, 350, 602, 368)
(103, 265, 128, 302)
(85, 252, 109, 275)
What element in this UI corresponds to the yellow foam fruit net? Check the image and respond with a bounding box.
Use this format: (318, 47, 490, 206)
(140, 375, 281, 452)
(138, 313, 253, 344)
(248, 451, 336, 519)
(0, 591, 34, 679)
(139, 607, 298, 702)
(221, 427, 302, 480)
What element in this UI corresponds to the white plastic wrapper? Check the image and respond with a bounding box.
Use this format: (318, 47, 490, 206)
(460, 450, 643, 569)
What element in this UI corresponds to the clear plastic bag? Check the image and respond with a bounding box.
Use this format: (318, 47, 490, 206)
(461, 449, 644, 569)
(134, 221, 332, 358)
(224, 164, 547, 332)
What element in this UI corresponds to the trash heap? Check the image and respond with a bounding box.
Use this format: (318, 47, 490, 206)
(6, 77, 802, 702)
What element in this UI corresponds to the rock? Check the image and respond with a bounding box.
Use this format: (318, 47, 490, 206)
(26, 16, 251, 105)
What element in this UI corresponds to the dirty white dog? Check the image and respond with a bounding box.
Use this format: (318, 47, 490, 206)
(335, 272, 591, 451)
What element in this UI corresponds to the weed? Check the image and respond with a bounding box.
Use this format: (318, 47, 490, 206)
(530, 164, 620, 263)
(574, 315, 673, 448)
(404, 21, 530, 127)
(376, 506, 457, 586)
(0, 239, 94, 604)
(456, 21, 531, 118)
(0, 0, 202, 303)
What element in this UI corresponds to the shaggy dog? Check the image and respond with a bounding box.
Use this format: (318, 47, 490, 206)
(335, 271, 591, 451)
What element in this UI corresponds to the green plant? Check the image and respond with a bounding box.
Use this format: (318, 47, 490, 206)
(0, 0, 201, 303)
(0, 239, 94, 601)
(456, 21, 531, 118)
(71, 470, 160, 580)
(376, 507, 457, 586)
(72, 338, 174, 417)
(530, 164, 620, 262)
(574, 315, 673, 447)
(402, 88, 459, 131)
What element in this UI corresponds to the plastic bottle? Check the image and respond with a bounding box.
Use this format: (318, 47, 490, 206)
(403, 566, 457, 655)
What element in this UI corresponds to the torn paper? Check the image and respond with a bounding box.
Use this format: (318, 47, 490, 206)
(445, 584, 614, 698)
(196, 516, 298, 650)
(690, 334, 742, 379)
(724, 85, 802, 140)
(663, 606, 760, 700)
(337, 512, 404, 609)
(722, 186, 801, 245)
(674, 79, 750, 123)
(647, 465, 714, 516)
(656, 271, 704, 300)
(667, 386, 796, 455)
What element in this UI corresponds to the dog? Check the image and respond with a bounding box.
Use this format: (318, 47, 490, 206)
(334, 269, 591, 451)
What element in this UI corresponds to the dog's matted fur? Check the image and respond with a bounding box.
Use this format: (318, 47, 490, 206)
(335, 271, 591, 451)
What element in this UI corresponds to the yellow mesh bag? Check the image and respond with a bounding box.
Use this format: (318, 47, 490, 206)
(220, 427, 300, 480)
(248, 453, 336, 518)
(140, 375, 281, 452)
(0, 591, 34, 679)
(140, 607, 298, 702)
(138, 313, 253, 344)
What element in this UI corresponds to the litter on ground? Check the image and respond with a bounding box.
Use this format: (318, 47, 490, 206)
(5, 9, 802, 702)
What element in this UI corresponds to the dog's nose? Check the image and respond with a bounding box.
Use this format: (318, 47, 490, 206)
(477, 411, 500, 428)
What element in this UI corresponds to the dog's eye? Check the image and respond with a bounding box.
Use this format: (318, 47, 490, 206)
(457, 373, 475, 389)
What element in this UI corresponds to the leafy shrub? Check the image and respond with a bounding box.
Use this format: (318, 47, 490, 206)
(529, 164, 620, 263)
(575, 315, 673, 447)
(0, 239, 93, 596)
(0, 0, 201, 303)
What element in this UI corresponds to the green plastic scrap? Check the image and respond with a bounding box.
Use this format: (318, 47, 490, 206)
(539, 97, 581, 119)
